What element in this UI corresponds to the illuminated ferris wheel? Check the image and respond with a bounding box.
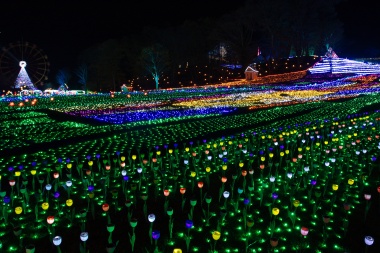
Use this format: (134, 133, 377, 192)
(0, 41, 50, 89)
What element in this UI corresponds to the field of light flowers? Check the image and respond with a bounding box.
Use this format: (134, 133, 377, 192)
(0, 73, 379, 253)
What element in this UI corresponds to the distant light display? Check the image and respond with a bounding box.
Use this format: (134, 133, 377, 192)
(15, 61, 35, 90)
(86, 107, 236, 124)
(308, 58, 380, 75)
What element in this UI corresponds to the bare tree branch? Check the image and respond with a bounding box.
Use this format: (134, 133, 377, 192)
(140, 44, 170, 90)
(55, 69, 71, 87)
(75, 63, 88, 91)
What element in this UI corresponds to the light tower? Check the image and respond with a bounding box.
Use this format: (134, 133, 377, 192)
(14, 60, 35, 90)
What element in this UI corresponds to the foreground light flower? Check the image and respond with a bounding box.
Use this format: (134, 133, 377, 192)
(53, 236, 62, 246)
(80, 232, 89, 241)
(15, 206, 23, 215)
(301, 227, 309, 236)
(148, 213, 156, 222)
(364, 236, 374, 245)
(42, 202, 49, 210)
(212, 231, 221, 240)
(270, 237, 278, 247)
(47, 216, 55, 224)
(66, 199, 73, 207)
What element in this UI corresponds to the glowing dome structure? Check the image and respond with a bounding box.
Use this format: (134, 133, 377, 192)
(308, 57, 380, 75)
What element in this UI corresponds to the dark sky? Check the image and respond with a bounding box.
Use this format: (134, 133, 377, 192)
(0, 0, 245, 72)
(0, 0, 379, 78)
(335, 0, 380, 58)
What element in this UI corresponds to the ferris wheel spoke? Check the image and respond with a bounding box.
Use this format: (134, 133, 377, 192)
(2, 69, 17, 76)
(34, 71, 46, 78)
(35, 65, 47, 70)
(23, 47, 30, 58)
(31, 51, 41, 59)
(29, 55, 48, 65)
(33, 69, 45, 76)
(30, 56, 47, 64)
(30, 77, 40, 83)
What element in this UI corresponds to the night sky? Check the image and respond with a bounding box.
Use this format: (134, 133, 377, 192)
(1, 0, 245, 71)
(335, 0, 380, 58)
(0, 0, 379, 76)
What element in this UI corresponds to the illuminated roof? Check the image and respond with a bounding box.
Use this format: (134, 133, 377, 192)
(244, 66, 259, 72)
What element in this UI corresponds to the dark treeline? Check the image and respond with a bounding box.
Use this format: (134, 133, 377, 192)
(0, 0, 344, 92)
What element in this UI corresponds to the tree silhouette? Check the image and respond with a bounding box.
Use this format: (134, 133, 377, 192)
(139, 19, 215, 87)
(140, 44, 170, 90)
(245, 0, 343, 58)
(73, 0, 345, 88)
(246, 0, 290, 58)
(75, 63, 88, 92)
(213, 7, 258, 69)
(79, 39, 127, 91)
(313, 0, 344, 55)
(55, 68, 71, 88)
